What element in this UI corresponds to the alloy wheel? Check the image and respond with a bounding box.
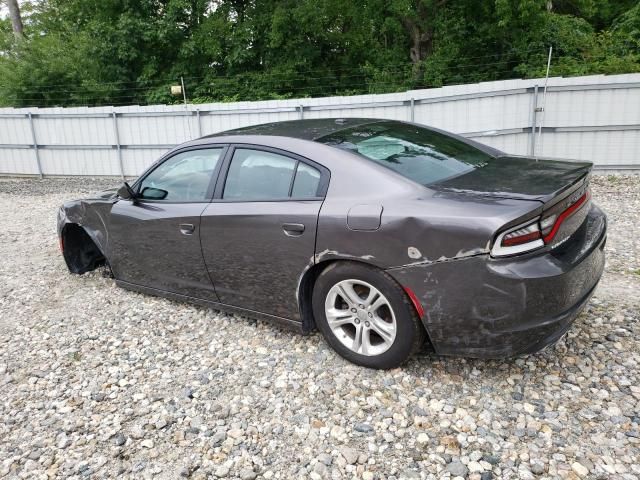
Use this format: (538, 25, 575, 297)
(324, 279, 397, 356)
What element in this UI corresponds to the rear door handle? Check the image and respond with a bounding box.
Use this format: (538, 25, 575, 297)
(180, 223, 195, 235)
(282, 222, 305, 236)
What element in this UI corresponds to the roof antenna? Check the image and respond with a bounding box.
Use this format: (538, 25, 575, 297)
(535, 46, 553, 161)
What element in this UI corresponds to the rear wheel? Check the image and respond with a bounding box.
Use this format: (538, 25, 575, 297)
(312, 262, 425, 369)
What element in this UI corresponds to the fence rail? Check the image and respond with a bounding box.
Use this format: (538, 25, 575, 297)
(1, 73, 639, 177)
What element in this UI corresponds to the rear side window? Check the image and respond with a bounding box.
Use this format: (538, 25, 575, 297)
(292, 162, 321, 198)
(223, 148, 322, 200)
(316, 121, 494, 185)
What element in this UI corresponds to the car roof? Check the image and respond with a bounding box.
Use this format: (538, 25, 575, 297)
(204, 118, 386, 141)
(201, 118, 503, 157)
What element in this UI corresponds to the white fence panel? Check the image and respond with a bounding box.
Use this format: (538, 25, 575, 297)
(0, 73, 639, 176)
(0, 148, 38, 175)
(540, 130, 640, 166)
(121, 148, 169, 177)
(34, 116, 113, 146)
(39, 148, 120, 176)
(0, 115, 32, 145)
(478, 133, 529, 155)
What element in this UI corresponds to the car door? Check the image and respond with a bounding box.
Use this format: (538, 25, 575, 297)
(108, 146, 226, 300)
(200, 145, 329, 320)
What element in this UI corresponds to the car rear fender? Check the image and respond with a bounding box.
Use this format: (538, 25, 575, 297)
(316, 192, 544, 271)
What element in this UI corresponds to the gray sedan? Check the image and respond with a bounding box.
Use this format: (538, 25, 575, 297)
(58, 118, 606, 368)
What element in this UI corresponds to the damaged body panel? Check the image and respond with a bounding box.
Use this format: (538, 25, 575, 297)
(386, 205, 606, 357)
(58, 118, 607, 365)
(57, 191, 116, 274)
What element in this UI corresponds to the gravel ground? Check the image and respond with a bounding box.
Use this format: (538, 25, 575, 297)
(0, 175, 639, 480)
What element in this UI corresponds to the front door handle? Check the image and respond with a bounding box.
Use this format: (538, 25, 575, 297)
(180, 223, 195, 235)
(282, 222, 305, 236)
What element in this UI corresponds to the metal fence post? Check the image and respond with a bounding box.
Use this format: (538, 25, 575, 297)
(27, 113, 43, 179)
(298, 105, 304, 120)
(112, 112, 125, 180)
(196, 109, 202, 137)
(410, 97, 415, 122)
(529, 85, 539, 156)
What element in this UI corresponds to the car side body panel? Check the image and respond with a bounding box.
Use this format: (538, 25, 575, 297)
(108, 200, 218, 300)
(200, 200, 322, 320)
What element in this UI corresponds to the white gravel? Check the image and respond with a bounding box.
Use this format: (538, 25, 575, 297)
(0, 175, 639, 480)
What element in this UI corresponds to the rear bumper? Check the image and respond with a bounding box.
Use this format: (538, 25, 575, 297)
(387, 204, 607, 358)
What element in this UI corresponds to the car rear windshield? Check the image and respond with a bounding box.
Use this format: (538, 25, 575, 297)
(316, 121, 494, 185)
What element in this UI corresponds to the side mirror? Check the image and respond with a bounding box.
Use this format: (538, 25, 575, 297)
(139, 186, 168, 200)
(117, 182, 136, 200)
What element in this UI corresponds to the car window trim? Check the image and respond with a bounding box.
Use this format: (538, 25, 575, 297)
(131, 145, 229, 204)
(287, 160, 300, 197)
(213, 143, 330, 202)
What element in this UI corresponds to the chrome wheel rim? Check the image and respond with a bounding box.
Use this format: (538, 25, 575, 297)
(324, 279, 397, 356)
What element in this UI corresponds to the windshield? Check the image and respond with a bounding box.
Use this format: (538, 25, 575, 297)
(316, 121, 494, 185)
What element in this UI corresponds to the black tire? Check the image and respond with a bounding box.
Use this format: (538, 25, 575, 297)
(312, 261, 425, 369)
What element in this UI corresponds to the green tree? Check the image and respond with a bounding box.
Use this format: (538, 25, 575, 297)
(0, 0, 638, 107)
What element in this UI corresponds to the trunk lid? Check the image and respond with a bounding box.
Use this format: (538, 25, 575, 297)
(434, 155, 593, 252)
(433, 155, 592, 204)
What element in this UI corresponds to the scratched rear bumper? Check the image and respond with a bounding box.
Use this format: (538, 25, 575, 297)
(386, 204, 607, 358)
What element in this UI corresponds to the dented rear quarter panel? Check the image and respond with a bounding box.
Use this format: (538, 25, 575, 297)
(386, 204, 607, 357)
(313, 150, 544, 270)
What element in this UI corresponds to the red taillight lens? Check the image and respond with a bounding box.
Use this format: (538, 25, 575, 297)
(492, 220, 544, 257)
(501, 223, 542, 246)
(540, 191, 589, 244)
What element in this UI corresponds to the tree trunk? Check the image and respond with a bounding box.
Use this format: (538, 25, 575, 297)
(400, 1, 444, 65)
(402, 18, 433, 65)
(400, 20, 432, 89)
(6, 0, 24, 38)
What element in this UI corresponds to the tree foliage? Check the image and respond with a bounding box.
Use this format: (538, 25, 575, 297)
(0, 0, 638, 107)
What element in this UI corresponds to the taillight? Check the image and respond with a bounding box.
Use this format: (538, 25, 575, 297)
(491, 220, 544, 257)
(492, 188, 590, 258)
(539, 214, 557, 237)
(501, 223, 542, 246)
(540, 191, 589, 244)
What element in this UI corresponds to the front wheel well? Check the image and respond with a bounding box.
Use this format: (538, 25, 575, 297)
(61, 224, 105, 274)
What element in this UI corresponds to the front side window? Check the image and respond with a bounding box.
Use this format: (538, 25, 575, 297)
(224, 148, 321, 200)
(138, 148, 222, 202)
(316, 121, 494, 185)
